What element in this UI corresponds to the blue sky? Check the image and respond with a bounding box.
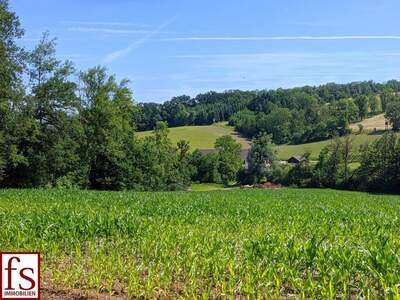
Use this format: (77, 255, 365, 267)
(10, 0, 400, 102)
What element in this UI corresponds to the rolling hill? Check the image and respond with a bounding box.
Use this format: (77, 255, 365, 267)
(136, 117, 396, 160)
(275, 133, 388, 160)
(136, 122, 251, 150)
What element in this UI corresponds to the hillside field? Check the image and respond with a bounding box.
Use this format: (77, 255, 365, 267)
(275, 133, 392, 160)
(136, 122, 395, 160)
(136, 122, 251, 149)
(350, 113, 387, 131)
(2, 189, 400, 299)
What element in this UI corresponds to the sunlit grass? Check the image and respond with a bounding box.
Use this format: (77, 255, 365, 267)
(190, 183, 226, 191)
(275, 133, 399, 160)
(136, 122, 251, 150)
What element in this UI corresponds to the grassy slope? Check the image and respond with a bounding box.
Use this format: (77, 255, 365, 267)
(136, 122, 251, 149)
(275, 133, 387, 160)
(350, 113, 387, 131)
(136, 117, 395, 160)
(2, 188, 400, 298)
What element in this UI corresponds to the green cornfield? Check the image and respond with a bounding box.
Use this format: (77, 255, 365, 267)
(1, 188, 400, 299)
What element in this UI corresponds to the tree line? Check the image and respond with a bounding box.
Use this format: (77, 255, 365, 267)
(0, 1, 248, 190)
(207, 132, 400, 194)
(136, 81, 400, 145)
(271, 133, 400, 194)
(0, 2, 194, 190)
(1, 0, 399, 192)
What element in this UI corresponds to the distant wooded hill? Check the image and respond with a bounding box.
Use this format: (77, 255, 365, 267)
(136, 116, 398, 161)
(135, 80, 400, 145)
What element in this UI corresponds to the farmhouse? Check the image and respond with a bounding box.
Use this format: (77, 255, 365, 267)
(287, 156, 307, 164)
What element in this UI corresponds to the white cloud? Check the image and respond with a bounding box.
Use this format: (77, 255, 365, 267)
(103, 17, 176, 64)
(171, 51, 400, 60)
(162, 35, 400, 41)
(68, 27, 170, 35)
(67, 21, 151, 28)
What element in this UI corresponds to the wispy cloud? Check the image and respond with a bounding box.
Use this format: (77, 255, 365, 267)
(67, 21, 151, 28)
(68, 27, 171, 35)
(103, 17, 176, 64)
(170, 51, 400, 59)
(163, 35, 400, 41)
(66, 20, 175, 35)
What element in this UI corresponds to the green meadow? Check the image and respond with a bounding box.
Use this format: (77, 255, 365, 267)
(275, 133, 388, 160)
(136, 122, 251, 149)
(137, 122, 394, 160)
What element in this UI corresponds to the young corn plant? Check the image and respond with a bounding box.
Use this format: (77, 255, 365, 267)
(0, 188, 400, 298)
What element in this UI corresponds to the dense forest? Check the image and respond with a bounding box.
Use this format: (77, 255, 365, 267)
(0, 0, 399, 192)
(136, 81, 400, 144)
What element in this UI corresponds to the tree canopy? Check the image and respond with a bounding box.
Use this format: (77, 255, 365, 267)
(0, 1, 399, 194)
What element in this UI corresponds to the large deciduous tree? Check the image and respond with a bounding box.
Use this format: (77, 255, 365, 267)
(134, 122, 191, 190)
(25, 33, 85, 187)
(355, 96, 369, 120)
(214, 135, 242, 185)
(313, 136, 355, 187)
(385, 100, 400, 131)
(0, 0, 29, 185)
(357, 133, 400, 192)
(0, 0, 24, 102)
(79, 66, 137, 190)
(245, 134, 278, 184)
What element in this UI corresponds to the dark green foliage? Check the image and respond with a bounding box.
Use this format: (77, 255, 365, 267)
(132, 122, 192, 191)
(176, 140, 194, 187)
(28, 34, 85, 187)
(0, 0, 24, 100)
(258, 107, 292, 144)
(356, 96, 369, 120)
(313, 141, 344, 188)
(0, 3, 192, 191)
(333, 98, 358, 134)
(231, 94, 362, 144)
(228, 109, 258, 137)
(134, 102, 163, 131)
(0, 3, 400, 193)
(0, 0, 25, 183)
(357, 133, 400, 193)
(134, 80, 399, 145)
(279, 134, 400, 193)
(190, 136, 243, 185)
(243, 134, 280, 184)
(190, 150, 221, 183)
(385, 99, 400, 131)
(215, 135, 242, 185)
(313, 136, 355, 188)
(134, 90, 253, 131)
(79, 66, 138, 190)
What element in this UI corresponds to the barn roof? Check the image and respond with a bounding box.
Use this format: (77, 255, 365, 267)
(287, 155, 307, 163)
